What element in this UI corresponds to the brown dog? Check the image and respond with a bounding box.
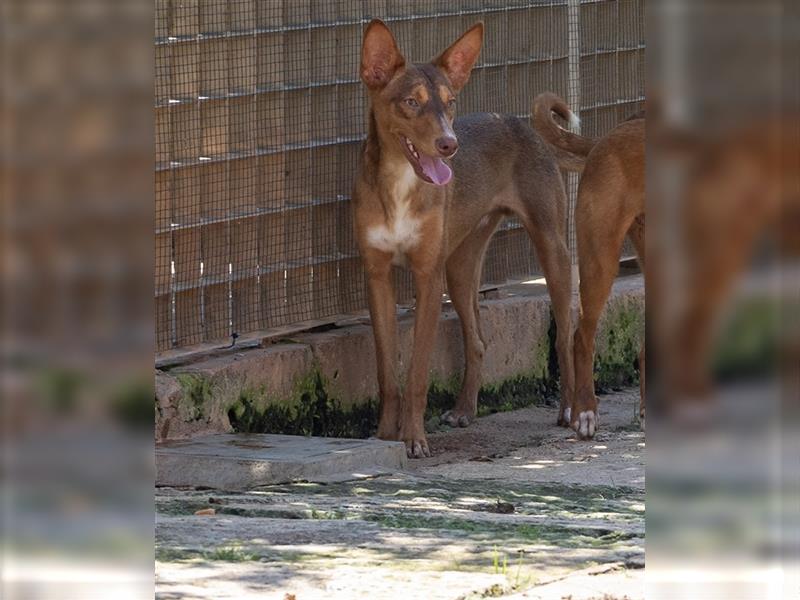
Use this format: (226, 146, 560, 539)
(533, 93, 645, 439)
(647, 115, 795, 414)
(354, 22, 575, 457)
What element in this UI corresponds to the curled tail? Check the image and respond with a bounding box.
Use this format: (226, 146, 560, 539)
(531, 92, 598, 172)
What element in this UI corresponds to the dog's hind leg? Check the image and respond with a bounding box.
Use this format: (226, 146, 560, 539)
(442, 213, 502, 427)
(572, 192, 632, 439)
(528, 224, 575, 428)
(516, 185, 575, 429)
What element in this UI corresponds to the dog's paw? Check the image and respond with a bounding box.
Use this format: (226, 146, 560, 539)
(403, 437, 431, 459)
(441, 410, 474, 428)
(572, 410, 597, 440)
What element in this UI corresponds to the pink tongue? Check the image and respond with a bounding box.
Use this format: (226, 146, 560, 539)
(418, 154, 453, 186)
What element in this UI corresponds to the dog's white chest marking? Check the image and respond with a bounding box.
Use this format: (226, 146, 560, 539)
(366, 165, 421, 265)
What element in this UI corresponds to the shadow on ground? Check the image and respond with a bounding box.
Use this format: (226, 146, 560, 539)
(156, 389, 645, 600)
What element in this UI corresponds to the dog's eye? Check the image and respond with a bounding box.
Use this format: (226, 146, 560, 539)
(404, 98, 419, 109)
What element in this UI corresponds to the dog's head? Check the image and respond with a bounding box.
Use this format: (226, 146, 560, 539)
(360, 19, 483, 186)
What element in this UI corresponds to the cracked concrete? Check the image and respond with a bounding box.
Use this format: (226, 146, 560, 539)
(156, 388, 645, 599)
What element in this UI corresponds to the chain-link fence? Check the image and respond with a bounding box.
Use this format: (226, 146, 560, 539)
(155, 0, 644, 353)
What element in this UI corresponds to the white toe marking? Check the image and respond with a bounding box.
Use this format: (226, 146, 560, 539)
(578, 410, 596, 438)
(563, 407, 571, 423)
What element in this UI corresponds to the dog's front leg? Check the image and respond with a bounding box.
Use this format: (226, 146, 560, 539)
(400, 262, 444, 458)
(365, 253, 401, 440)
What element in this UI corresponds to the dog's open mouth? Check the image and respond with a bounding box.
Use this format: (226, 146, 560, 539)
(399, 136, 453, 186)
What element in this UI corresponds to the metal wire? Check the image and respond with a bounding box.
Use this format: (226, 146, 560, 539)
(155, 0, 645, 352)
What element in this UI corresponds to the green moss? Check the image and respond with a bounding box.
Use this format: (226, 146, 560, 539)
(476, 375, 556, 417)
(363, 513, 639, 548)
(111, 379, 153, 430)
(546, 311, 560, 381)
(593, 299, 644, 392)
(156, 497, 341, 520)
(425, 327, 556, 421)
(36, 368, 83, 415)
(155, 545, 261, 563)
(224, 363, 556, 439)
(171, 298, 644, 436)
(712, 297, 780, 380)
(227, 369, 379, 438)
(251, 478, 643, 520)
(156, 498, 214, 516)
(175, 373, 214, 421)
(309, 508, 346, 520)
(156, 547, 197, 562)
(473, 583, 508, 598)
(425, 373, 462, 416)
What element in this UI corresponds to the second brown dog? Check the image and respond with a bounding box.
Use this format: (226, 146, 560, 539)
(533, 93, 645, 439)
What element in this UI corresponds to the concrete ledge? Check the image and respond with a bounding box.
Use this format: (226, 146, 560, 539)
(173, 343, 314, 398)
(292, 293, 553, 408)
(156, 433, 407, 490)
(156, 344, 314, 440)
(155, 275, 645, 441)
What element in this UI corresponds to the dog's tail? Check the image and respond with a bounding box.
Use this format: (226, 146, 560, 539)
(531, 92, 598, 172)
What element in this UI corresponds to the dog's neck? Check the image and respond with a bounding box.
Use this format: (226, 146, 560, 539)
(364, 107, 419, 198)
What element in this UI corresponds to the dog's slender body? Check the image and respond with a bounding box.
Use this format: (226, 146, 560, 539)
(533, 93, 645, 439)
(354, 22, 575, 457)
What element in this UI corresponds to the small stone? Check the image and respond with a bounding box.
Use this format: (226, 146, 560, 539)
(493, 501, 515, 514)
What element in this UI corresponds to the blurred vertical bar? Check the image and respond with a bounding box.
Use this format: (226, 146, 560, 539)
(567, 0, 580, 267)
(1, 0, 154, 597)
(648, 1, 798, 597)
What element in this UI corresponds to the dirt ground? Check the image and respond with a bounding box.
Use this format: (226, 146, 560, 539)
(156, 389, 644, 600)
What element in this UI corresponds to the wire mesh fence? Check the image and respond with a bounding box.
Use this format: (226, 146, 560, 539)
(155, 0, 644, 353)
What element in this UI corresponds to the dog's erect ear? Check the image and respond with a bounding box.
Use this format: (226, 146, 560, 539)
(434, 22, 483, 92)
(360, 19, 405, 90)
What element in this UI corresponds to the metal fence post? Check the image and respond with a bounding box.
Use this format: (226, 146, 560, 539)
(567, 0, 581, 280)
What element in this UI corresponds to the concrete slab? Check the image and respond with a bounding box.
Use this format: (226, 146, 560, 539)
(156, 433, 407, 490)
